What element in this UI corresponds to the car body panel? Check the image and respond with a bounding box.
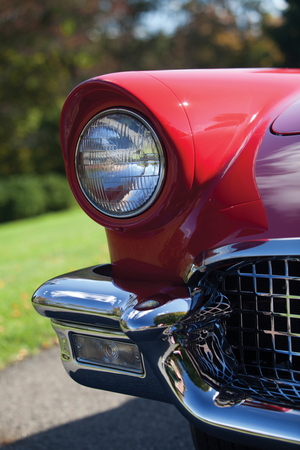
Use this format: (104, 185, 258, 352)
(59, 69, 300, 283)
(33, 69, 300, 449)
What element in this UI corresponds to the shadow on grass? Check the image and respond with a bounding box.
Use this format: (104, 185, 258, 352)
(1, 397, 193, 450)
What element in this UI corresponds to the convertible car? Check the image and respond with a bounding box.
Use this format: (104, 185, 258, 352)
(32, 69, 300, 449)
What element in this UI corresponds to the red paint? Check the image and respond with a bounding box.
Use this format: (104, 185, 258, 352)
(60, 69, 300, 284)
(112, 276, 190, 304)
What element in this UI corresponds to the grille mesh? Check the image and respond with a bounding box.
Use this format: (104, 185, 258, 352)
(222, 258, 300, 406)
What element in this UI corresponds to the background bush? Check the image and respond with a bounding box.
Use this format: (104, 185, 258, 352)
(0, 174, 75, 223)
(0, 1, 295, 222)
(0, 1, 291, 179)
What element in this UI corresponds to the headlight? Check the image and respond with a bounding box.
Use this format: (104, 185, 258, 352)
(75, 109, 165, 218)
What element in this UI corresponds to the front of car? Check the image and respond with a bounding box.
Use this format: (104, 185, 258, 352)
(33, 69, 300, 448)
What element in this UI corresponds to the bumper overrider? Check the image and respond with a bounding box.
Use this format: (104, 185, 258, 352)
(32, 239, 300, 449)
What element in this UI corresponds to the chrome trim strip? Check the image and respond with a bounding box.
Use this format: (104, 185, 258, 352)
(164, 349, 300, 448)
(52, 319, 130, 340)
(186, 239, 300, 282)
(205, 239, 300, 266)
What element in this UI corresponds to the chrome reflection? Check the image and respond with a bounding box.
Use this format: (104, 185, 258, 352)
(162, 343, 300, 448)
(50, 290, 118, 305)
(32, 266, 137, 328)
(169, 279, 237, 393)
(121, 281, 300, 446)
(121, 297, 191, 335)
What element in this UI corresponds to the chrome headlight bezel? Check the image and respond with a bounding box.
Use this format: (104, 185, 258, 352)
(75, 108, 166, 219)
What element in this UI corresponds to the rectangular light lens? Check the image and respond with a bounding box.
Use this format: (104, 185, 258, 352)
(73, 334, 143, 374)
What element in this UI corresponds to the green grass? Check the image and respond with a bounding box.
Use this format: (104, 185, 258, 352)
(0, 207, 109, 369)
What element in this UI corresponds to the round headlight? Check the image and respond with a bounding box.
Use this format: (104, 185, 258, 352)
(75, 109, 165, 218)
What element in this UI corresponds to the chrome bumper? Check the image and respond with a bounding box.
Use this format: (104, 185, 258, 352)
(32, 265, 169, 403)
(32, 263, 300, 449)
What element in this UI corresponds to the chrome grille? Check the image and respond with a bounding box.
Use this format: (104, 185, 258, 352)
(222, 258, 300, 407)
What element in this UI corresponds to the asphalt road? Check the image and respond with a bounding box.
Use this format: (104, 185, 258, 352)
(0, 346, 194, 450)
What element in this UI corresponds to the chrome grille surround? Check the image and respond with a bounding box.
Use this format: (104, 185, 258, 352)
(221, 257, 300, 408)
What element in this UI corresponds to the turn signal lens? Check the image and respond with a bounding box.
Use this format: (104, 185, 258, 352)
(73, 334, 143, 374)
(75, 109, 165, 218)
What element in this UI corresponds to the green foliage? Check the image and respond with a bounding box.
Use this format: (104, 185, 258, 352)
(41, 174, 75, 212)
(0, 176, 46, 222)
(101, 1, 284, 71)
(0, 0, 157, 178)
(0, 0, 290, 180)
(131, 2, 284, 70)
(0, 174, 74, 222)
(264, 0, 300, 67)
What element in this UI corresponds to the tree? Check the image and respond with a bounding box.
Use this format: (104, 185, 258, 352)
(0, 0, 157, 176)
(264, 0, 300, 67)
(120, 1, 284, 70)
(0, 0, 286, 178)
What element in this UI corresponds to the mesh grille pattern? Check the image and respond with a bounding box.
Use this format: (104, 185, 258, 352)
(222, 258, 300, 406)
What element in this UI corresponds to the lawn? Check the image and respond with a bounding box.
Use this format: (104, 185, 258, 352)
(0, 207, 109, 369)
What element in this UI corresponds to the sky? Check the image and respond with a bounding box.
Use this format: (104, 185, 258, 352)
(137, 0, 288, 37)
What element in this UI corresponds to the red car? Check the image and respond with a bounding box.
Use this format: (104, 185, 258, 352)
(33, 69, 300, 449)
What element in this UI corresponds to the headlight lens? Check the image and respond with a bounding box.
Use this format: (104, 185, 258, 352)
(75, 109, 165, 218)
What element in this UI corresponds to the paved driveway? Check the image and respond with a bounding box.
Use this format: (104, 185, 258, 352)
(0, 346, 194, 449)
